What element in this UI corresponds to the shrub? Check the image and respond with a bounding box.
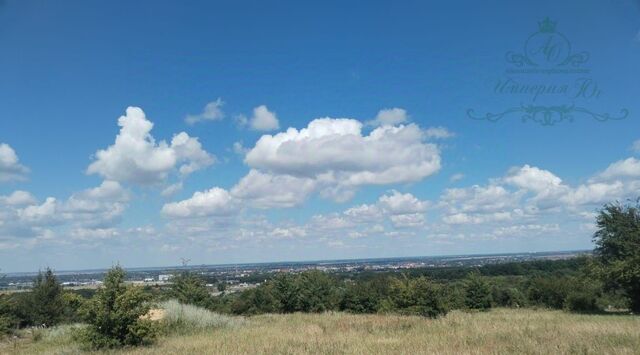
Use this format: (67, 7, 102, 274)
(388, 276, 448, 318)
(231, 284, 280, 315)
(271, 271, 339, 313)
(527, 277, 570, 309)
(564, 291, 599, 313)
(61, 292, 85, 323)
(161, 299, 243, 333)
(80, 266, 158, 349)
(169, 272, 212, 308)
(0, 315, 11, 335)
(464, 272, 492, 311)
(341, 278, 390, 314)
(492, 286, 526, 308)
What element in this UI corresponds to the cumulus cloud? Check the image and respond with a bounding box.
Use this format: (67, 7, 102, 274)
(441, 185, 520, 214)
(87, 107, 214, 185)
(163, 116, 444, 220)
(0, 191, 37, 206)
(161, 187, 238, 218)
(368, 108, 408, 126)
(390, 213, 426, 228)
(504, 165, 564, 193)
(300, 190, 428, 238)
(0, 180, 130, 248)
(230, 169, 316, 208)
(0, 143, 29, 182)
(378, 190, 428, 215)
(595, 157, 640, 181)
(247, 105, 279, 131)
(185, 98, 225, 125)
(245, 118, 441, 189)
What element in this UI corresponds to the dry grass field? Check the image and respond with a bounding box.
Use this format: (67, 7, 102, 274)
(4, 308, 640, 355)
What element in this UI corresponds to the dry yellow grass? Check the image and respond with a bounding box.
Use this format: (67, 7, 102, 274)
(5, 308, 640, 355)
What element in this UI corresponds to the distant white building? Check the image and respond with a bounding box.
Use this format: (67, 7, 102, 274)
(158, 274, 172, 281)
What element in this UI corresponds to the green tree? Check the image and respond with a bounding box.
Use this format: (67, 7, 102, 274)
(169, 272, 212, 308)
(296, 270, 338, 312)
(464, 272, 492, 311)
(231, 283, 280, 315)
(593, 201, 640, 312)
(388, 276, 448, 318)
(61, 292, 85, 323)
(0, 295, 15, 335)
(30, 268, 64, 326)
(80, 266, 157, 349)
(272, 273, 302, 312)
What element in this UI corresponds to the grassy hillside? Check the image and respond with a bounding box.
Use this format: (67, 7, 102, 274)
(4, 308, 640, 355)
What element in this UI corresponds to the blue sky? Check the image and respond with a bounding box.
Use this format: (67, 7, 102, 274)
(1, 0, 639, 272)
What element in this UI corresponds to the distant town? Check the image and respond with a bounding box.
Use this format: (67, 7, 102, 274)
(0, 250, 589, 293)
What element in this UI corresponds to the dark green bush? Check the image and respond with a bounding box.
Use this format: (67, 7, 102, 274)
(492, 286, 526, 308)
(169, 271, 212, 308)
(464, 272, 492, 311)
(564, 291, 599, 313)
(80, 266, 158, 349)
(527, 277, 570, 309)
(388, 276, 448, 318)
(231, 283, 280, 315)
(340, 277, 390, 314)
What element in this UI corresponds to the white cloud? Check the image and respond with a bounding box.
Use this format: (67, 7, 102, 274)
(369, 108, 408, 126)
(390, 213, 425, 228)
(269, 226, 307, 239)
(0, 181, 130, 244)
(560, 181, 625, 206)
(0, 191, 37, 206)
(185, 98, 225, 125)
(161, 187, 238, 218)
(378, 190, 428, 215)
(70, 227, 120, 241)
(59, 181, 129, 228)
(424, 127, 455, 139)
(171, 132, 215, 176)
(449, 173, 464, 182)
(631, 139, 640, 153)
(230, 169, 316, 208)
(504, 165, 564, 193)
(18, 197, 58, 224)
(443, 211, 512, 225)
(161, 182, 183, 197)
(441, 185, 520, 214)
(0, 143, 29, 182)
(248, 105, 279, 131)
(245, 118, 441, 189)
(232, 142, 249, 156)
(165, 116, 444, 220)
(595, 157, 640, 181)
(87, 107, 214, 185)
